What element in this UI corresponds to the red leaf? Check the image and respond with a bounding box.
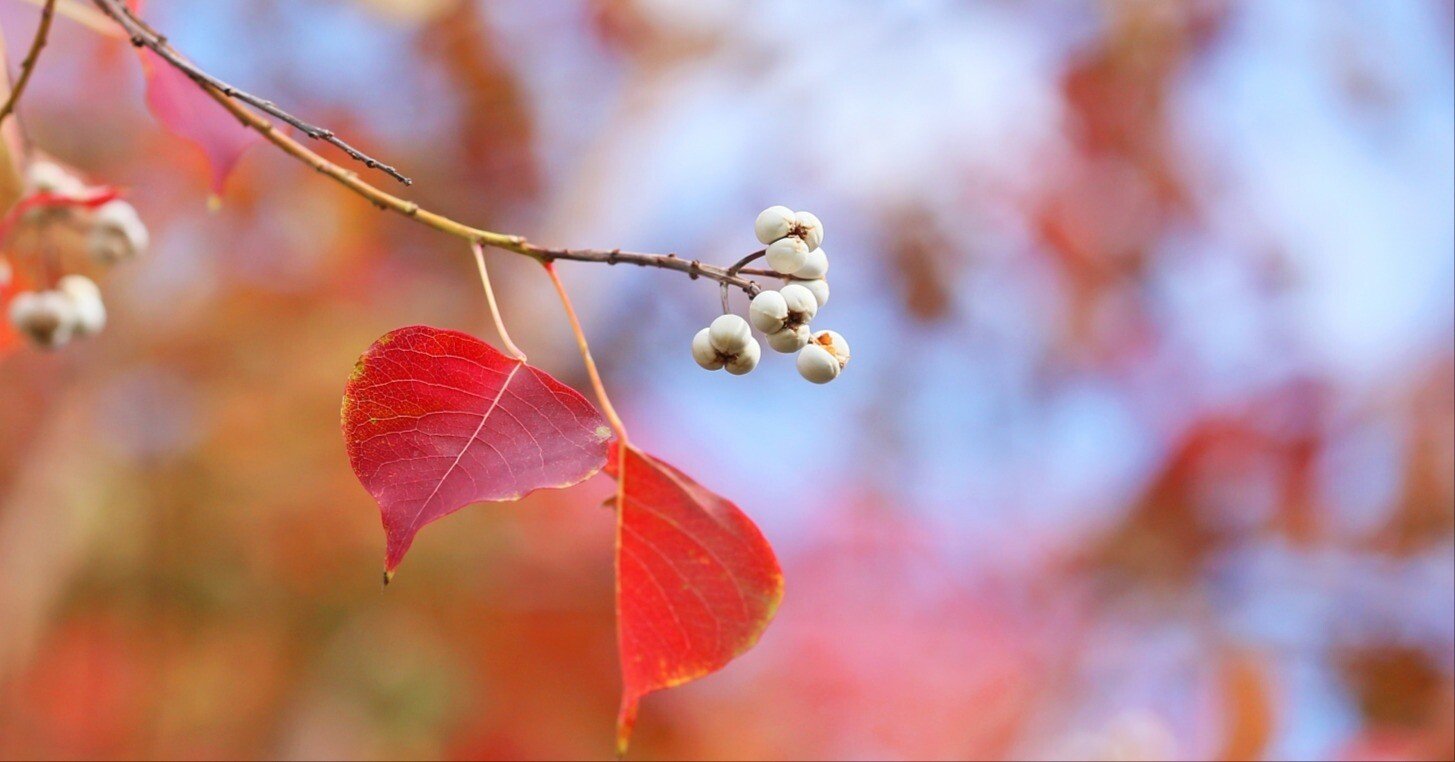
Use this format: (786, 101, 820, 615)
(139, 50, 258, 194)
(342, 325, 613, 575)
(606, 445, 784, 755)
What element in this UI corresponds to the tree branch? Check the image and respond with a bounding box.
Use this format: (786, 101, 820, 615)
(0, 0, 59, 127)
(88, 0, 775, 297)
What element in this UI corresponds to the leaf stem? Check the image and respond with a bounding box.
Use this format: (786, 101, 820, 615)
(542, 263, 627, 444)
(470, 242, 526, 362)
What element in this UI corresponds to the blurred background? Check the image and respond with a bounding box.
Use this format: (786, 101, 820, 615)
(0, 0, 1451, 759)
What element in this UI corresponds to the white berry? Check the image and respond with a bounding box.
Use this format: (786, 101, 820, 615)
(754, 205, 796, 245)
(749, 290, 789, 333)
(768, 324, 809, 353)
(692, 327, 725, 370)
(796, 344, 839, 384)
(25, 160, 85, 197)
(795, 248, 829, 280)
(766, 236, 809, 275)
(793, 211, 823, 250)
(89, 200, 149, 263)
(780, 283, 819, 323)
(797, 278, 829, 307)
(811, 329, 851, 367)
(58, 275, 106, 336)
(9, 290, 77, 349)
(708, 313, 752, 354)
(724, 336, 761, 375)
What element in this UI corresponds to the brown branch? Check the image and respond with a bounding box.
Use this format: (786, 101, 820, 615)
(88, 0, 770, 297)
(92, 0, 411, 186)
(0, 0, 59, 127)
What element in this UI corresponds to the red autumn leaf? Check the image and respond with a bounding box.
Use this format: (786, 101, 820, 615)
(606, 445, 784, 756)
(342, 325, 612, 576)
(139, 49, 258, 194)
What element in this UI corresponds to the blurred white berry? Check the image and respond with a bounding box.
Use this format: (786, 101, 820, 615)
(792, 211, 823, 250)
(24, 160, 86, 197)
(765, 236, 809, 275)
(753, 205, 796, 245)
(795, 248, 829, 280)
(724, 336, 761, 375)
(691, 328, 725, 370)
(768, 324, 810, 353)
(89, 200, 149, 264)
(796, 344, 839, 384)
(780, 283, 819, 323)
(708, 313, 752, 354)
(8, 290, 77, 349)
(797, 278, 829, 307)
(749, 290, 789, 333)
(58, 274, 106, 336)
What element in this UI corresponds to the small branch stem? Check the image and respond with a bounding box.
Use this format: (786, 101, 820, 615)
(543, 263, 627, 443)
(470, 242, 526, 362)
(0, 0, 59, 126)
(721, 249, 766, 313)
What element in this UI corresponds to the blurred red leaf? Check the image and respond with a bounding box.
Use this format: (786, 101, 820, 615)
(342, 325, 612, 575)
(606, 445, 783, 756)
(138, 49, 258, 194)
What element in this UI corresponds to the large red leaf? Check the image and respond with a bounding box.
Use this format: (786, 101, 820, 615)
(342, 325, 612, 576)
(606, 445, 784, 755)
(139, 49, 258, 194)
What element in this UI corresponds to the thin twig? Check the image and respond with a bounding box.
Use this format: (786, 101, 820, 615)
(721, 249, 766, 312)
(91, 0, 411, 186)
(0, 0, 59, 126)
(470, 242, 526, 362)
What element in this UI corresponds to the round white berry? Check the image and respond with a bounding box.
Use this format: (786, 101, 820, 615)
(89, 200, 149, 263)
(796, 344, 839, 384)
(58, 275, 106, 337)
(765, 236, 809, 275)
(724, 336, 761, 375)
(9, 290, 77, 349)
(767, 324, 809, 353)
(25, 160, 85, 197)
(780, 283, 819, 323)
(794, 248, 829, 280)
(797, 278, 829, 307)
(811, 329, 851, 367)
(754, 205, 796, 245)
(692, 328, 725, 370)
(708, 313, 752, 354)
(793, 211, 823, 251)
(749, 290, 789, 333)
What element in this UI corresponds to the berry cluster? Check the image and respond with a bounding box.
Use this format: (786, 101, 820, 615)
(2, 160, 148, 349)
(691, 206, 851, 383)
